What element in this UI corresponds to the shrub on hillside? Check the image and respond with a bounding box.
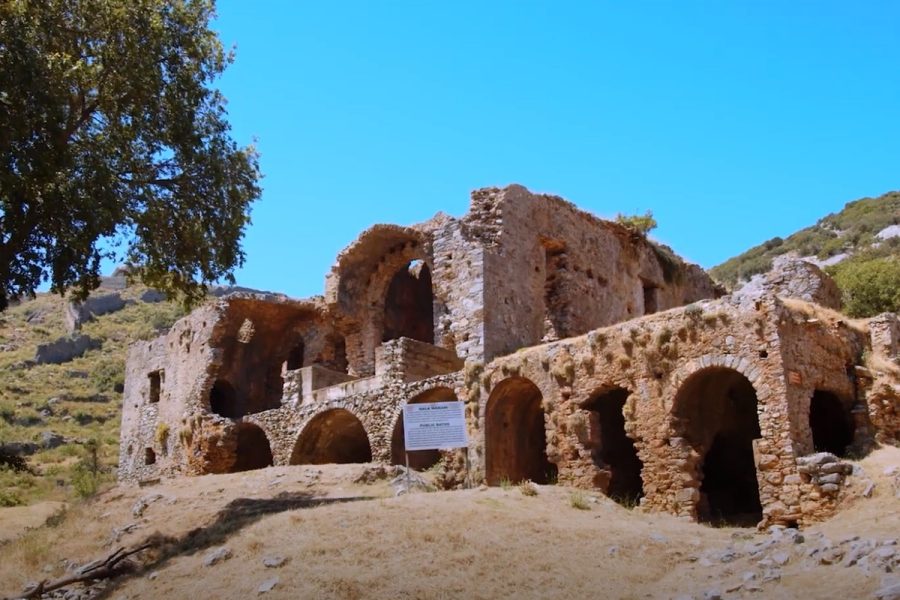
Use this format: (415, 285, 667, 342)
(616, 211, 657, 235)
(828, 256, 900, 317)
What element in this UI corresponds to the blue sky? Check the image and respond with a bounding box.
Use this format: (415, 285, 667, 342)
(211, 1, 900, 298)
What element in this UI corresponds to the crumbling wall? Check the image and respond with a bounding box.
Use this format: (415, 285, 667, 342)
(468, 185, 718, 360)
(460, 295, 879, 527)
(735, 256, 843, 310)
(119, 302, 222, 481)
(119, 295, 331, 481)
(119, 184, 897, 531)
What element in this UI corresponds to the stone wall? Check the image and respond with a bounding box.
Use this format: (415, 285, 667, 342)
(468, 185, 718, 360)
(118, 184, 899, 529)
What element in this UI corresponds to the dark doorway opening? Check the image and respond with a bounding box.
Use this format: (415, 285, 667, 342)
(210, 380, 240, 418)
(290, 409, 372, 465)
(485, 377, 556, 485)
(286, 340, 305, 370)
(391, 387, 456, 470)
(583, 387, 644, 505)
(148, 371, 162, 403)
(231, 423, 274, 472)
(673, 367, 762, 527)
(643, 283, 658, 315)
(383, 261, 434, 344)
(809, 390, 854, 457)
(541, 240, 568, 341)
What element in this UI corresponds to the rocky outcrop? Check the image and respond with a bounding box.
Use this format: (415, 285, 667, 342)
(735, 256, 842, 310)
(34, 333, 100, 364)
(64, 293, 127, 332)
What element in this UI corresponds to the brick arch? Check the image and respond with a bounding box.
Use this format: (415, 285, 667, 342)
(290, 404, 374, 465)
(668, 364, 764, 526)
(329, 227, 440, 377)
(229, 422, 274, 473)
(482, 375, 557, 485)
(665, 354, 766, 413)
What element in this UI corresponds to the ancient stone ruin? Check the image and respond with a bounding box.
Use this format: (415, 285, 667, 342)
(119, 185, 900, 528)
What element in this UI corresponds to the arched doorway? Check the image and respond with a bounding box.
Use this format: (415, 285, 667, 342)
(290, 409, 373, 465)
(583, 387, 643, 505)
(809, 390, 854, 457)
(382, 260, 434, 344)
(673, 367, 762, 526)
(485, 377, 556, 485)
(391, 387, 457, 470)
(210, 380, 240, 418)
(231, 423, 274, 472)
(285, 340, 305, 370)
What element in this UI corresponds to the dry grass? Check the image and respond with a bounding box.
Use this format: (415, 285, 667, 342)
(780, 297, 870, 334)
(0, 451, 897, 600)
(865, 352, 900, 377)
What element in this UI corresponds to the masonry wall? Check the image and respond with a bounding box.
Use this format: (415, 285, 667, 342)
(119, 185, 898, 530)
(469, 185, 718, 361)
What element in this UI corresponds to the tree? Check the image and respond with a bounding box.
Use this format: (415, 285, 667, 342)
(615, 210, 657, 236)
(0, 0, 261, 310)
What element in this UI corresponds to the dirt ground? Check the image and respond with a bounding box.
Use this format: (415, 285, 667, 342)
(0, 448, 898, 600)
(0, 501, 67, 544)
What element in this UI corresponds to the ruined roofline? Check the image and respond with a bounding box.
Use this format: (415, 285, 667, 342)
(132, 292, 328, 352)
(216, 292, 326, 315)
(464, 184, 710, 274)
(316, 184, 720, 309)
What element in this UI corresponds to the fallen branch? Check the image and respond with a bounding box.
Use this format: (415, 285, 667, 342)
(17, 542, 154, 599)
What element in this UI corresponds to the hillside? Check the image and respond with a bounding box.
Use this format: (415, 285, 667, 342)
(710, 191, 900, 296)
(1, 450, 898, 599)
(0, 280, 188, 507)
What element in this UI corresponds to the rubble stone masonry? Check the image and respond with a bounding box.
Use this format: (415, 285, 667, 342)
(119, 185, 899, 528)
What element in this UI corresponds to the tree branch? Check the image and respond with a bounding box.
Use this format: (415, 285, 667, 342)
(16, 542, 154, 600)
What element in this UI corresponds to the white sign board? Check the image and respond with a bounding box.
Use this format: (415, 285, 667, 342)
(403, 401, 468, 452)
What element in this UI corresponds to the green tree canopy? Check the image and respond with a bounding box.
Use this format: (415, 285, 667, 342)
(0, 0, 261, 309)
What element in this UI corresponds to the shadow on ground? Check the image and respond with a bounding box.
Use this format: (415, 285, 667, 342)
(94, 491, 373, 598)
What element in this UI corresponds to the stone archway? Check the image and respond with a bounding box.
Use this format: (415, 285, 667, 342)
(673, 367, 762, 526)
(391, 387, 457, 470)
(485, 377, 556, 485)
(290, 409, 373, 465)
(583, 387, 643, 505)
(231, 423, 274, 472)
(382, 260, 434, 344)
(809, 390, 854, 457)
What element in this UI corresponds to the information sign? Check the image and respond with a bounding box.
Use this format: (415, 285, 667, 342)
(402, 401, 468, 451)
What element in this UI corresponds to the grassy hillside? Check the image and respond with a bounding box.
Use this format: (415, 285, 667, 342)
(710, 191, 900, 291)
(0, 284, 187, 506)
